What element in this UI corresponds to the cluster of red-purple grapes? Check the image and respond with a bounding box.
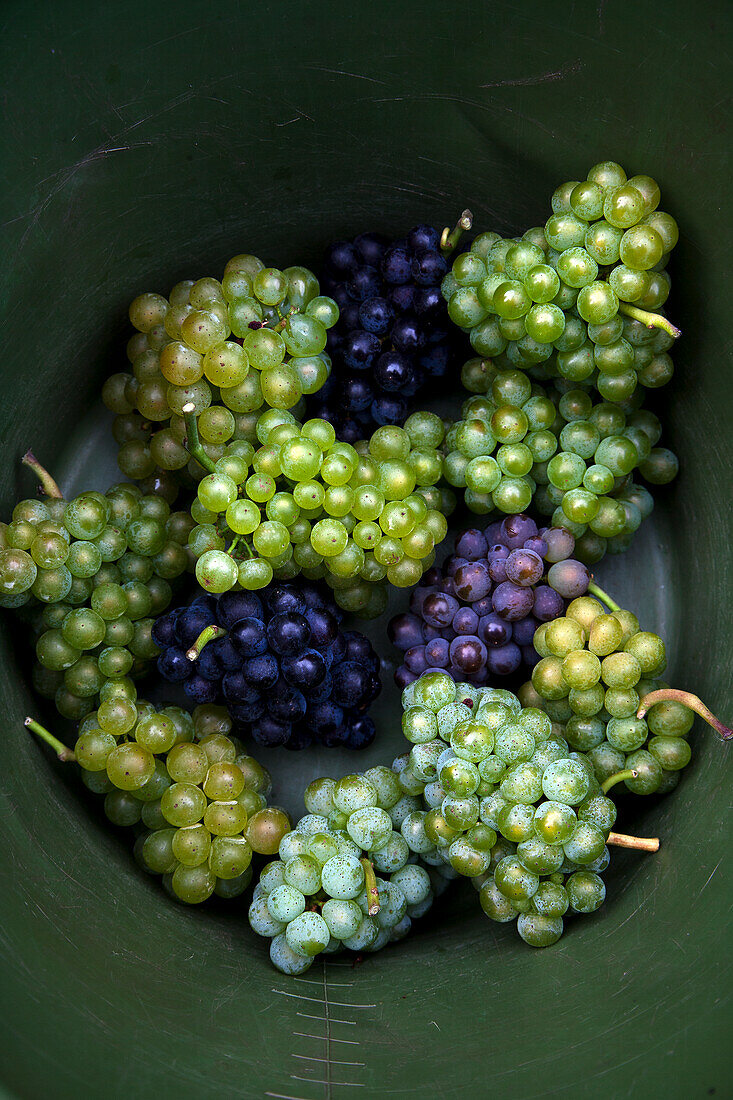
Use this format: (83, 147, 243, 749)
(388, 513, 590, 688)
(310, 225, 463, 440)
(152, 583, 381, 750)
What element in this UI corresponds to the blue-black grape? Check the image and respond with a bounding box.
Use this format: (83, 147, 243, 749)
(155, 581, 381, 750)
(313, 222, 464, 436)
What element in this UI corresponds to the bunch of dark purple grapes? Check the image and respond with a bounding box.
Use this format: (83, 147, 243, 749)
(388, 514, 590, 688)
(311, 225, 464, 440)
(152, 583, 381, 750)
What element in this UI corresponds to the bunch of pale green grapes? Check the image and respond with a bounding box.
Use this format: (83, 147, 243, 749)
(398, 670, 620, 947)
(524, 590, 694, 796)
(27, 700, 291, 904)
(101, 254, 339, 498)
(186, 408, 452, 613)
(444, 161, 680, 406)
(443, 361, 677, 563)
(0, 476, 195, 721)
(248, 767, 455, 973)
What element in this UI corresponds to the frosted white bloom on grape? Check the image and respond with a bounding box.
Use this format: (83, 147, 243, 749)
(304, 777, 336, 816)
(285, 912, 330, 958)
(333, 774, 378, 814)
(400, 811, 434, 854)
(437, 702, 473, 740)
(332, 830, 362, 859)
(321, 898, 363, 940)
(266, 884, 306, 923)
(363, 765, 403, 808)
(407, 893, 434, 920)
(278, 831, 310, 862)
(391, 864, 431, 906)
(346, 806, 392, 851)
(388, 794, 422, 828)
(412, 670, 456, 712)
(375, 880, 407, 930)
(248, 893, 286, 937)
(370, 831, 410, 873)
(342, 915, 378, 952)
(409, 739, 444, 782)
(270, 933, 314, 975)
(259, 861, 286, 894)
(297, 813, 330, 835)
(423, 780, 447, 808)
(284, 854, 322, 895)
(320, 854, 364, 900)
(396, 763, 425, 796)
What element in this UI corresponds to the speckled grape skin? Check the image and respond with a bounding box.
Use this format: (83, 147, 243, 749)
(563, 822, 606, 865)
(342, 914, 378, 951)
(259, 861, 286, 893)
(391, 864, 431, 906)
(402, 705, 439, 744)
(248, 893, 286, 937)
(375, 881, 407, 929)
(400, 811, 434, 853)
(266, 883, 306, 923)
(533, 800, 578, 844)
(346, 805, 393, 850)
(283, 854, 322, 894)
(363, 765, 403, 808)
(320, 854, 364, 899)
(494, 724, 536, 765)
(321, 898, 363, 940)
(285, 911, 331, 957)
(269, 933, 314, 975)
(304, 777, 335, 816)
(411, 670, 457, 712)
(333, 774, 379, 813)
(541, 758, 590, 805)
(371, 832, 410, 873)
(296, 813, 330, 835)
(437, 702, 473, 739)
(278, 831, 310, 862)
(389, 794, 422, 828)
(517, 912, 564, 947)
(566, 870, 606, 912)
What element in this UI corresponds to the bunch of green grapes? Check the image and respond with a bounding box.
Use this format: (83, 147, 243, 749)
(524, 590, 694, 796)
(398, 670, 620, 947)
(1, 476, 195, 720)
(442, 361, 677, 562)
(102, 254, 339, 496)
(444, 161, 680, 405)
(248, 767, 455, 974)
(28, 700, 291, 904)
(186, 409, 453, 613)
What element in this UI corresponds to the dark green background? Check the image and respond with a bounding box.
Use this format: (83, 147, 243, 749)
(1, 1, 731, 1097)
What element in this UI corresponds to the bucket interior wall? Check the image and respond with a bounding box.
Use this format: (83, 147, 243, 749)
(1, 2, 730, 1096)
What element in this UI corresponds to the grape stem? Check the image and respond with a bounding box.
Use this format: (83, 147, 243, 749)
(637, 689, 732, 741)
(601, 768, 638, 794)
(587, 581, 621, 612)
(360, 858, 380, 916)
(186, 625, 227, 662)
(617, 303, 681, 339)
(440, 210, 473, 254)
(25, 716, 76, 762)
(181, 403, 218, 474)
(607, 831, 660, 852)
(21, 451, 64, 499)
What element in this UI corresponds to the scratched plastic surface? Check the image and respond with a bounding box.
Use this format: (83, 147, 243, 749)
(0, 3, 731, 1098)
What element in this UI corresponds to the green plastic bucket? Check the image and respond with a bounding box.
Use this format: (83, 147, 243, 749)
(1, 1, 730, 1096)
